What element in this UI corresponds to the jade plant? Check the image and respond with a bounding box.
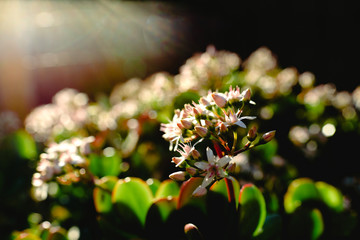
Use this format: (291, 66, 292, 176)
(7, 46, 360, 240)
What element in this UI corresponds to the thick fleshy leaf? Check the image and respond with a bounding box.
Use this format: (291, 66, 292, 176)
(288, 208, 324, 240)
(177, 177, 206, 212)
(210, 176, 240, 207)
(254, 214, 282, 240)
(207, 177, 240, 239)
(155, 179, 180, 199)
(11, 130, 37, 160)
(112, 177, 153, 227)
(315, 181, 344, 212)
(13, 232, 41, 240)
(89, 151, 122, 177)
(146, 178, 161, 196)
(145, 197, 177, 236)
(284, 178, 321, 213)
(238, 184, 267, 237)
(93, 176, 118, 213)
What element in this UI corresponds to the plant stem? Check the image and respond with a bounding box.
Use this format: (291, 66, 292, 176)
(212, 141, 236, 205)
(231, 130, 237, 155)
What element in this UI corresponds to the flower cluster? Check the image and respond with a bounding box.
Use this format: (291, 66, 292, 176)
(161, 86, 275, 196)
(32, 136, 95, 188)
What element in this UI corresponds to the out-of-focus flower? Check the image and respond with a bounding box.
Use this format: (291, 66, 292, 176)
(32, 136, 95, 188)
(25, 89, 90, 142)
(174, 45, 241, 93)
(352, 86, 360, 110)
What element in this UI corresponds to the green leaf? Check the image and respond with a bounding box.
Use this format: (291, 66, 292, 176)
(112, 177, 153, 227)
(173, 91, 200, 110)
(284, 178, 321, 213)
(13, 232, 41, 240)
(210, 176, 240, 207)
(207, 177, 240, 239)
(315, 181, 344, 212)
(288, 208, 324, 240)
(146, 178, 161, 197)
(177, 177, 206, 212)
(238, 184, 267, 237)
(89, 150, 122, 177)
(11, 130, 37, 160)
(155, 179, 180, 199)
(145, 197, 177, 235)
(254, 214, 282, 240)
(93, 176, 118, 213)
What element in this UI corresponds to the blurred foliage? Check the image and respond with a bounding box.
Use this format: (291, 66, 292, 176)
(1, 46, 360, 239)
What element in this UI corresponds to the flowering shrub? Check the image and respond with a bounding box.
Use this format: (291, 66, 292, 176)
(2, 46, 360, 240)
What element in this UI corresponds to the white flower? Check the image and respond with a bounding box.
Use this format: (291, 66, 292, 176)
(160, 110, 186, 151)
(223, 110, 256, 128)
(172, 139, 203, 167)
(192, 147, 232, 196)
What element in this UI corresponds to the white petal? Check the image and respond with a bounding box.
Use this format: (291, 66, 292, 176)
(206, 147, 215, 164)
(217, 156, 231, 168)
(201, 172, 215, 188)
(192, 186, 207, 197)
(194, 161, 209, 170)
(239, 116, 257, 120)
(235, 121, 247, 128)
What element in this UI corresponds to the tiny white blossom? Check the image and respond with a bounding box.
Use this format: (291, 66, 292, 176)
(192, 147, 232, 196)
(223, 110, 256, 128)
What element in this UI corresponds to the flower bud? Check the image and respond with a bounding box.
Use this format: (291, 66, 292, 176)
(199, 97, 211, 107)
(219, 122, 227, 133)
(247, 126, 257, 141)
(177, 122, 184, 130)
(181, 119, 193, 129)
(184, 223, 203, 240)
(242, 88, 252, 101)
(195, 126, 208, 138)
(172, 157, 185, 167)
(211, 93, 227, 108)
(169, 171, 186, 181)
(186, 167, 197, 176)
(204, 120, 213, 127)
(260, 130, 276, 144)
(226, 162, 236, 173)
(191, 149, 201, 159)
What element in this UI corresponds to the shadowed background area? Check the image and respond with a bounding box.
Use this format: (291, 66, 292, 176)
(0, 0, 359, 120)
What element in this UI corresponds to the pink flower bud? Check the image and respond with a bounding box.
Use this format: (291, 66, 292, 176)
(204, 120, 213, 127)
(184, 223, 199, 234)
(193, 107, 200, 116)
(211, 93, 227, 108)
(177, 122, 184, 130)
(186, 167, 197, 175)
(199, 97, 211, 106)
(243, 88, 252, 101)
(169, 171, 186, 181)
(172, 157, 184, 165)
(226, 162, 236, 173)
(191, 149, 201, 159)
(219, 122, 228, 133)
(260, 130, 276, 144)
(181, 119, 193, 129)
(247, 125, 258, 141)
(195, 126, 208, 138)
